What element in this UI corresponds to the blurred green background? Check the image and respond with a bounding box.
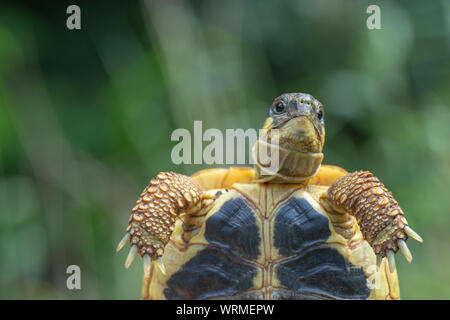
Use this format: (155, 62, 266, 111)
(0, 0, 449, 299)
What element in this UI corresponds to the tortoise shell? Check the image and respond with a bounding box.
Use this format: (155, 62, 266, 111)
(142, 166, 399, 300)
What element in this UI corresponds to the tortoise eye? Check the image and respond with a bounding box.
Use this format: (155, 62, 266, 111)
(274, 102, 285, 114)
(318, 110, 323, 120)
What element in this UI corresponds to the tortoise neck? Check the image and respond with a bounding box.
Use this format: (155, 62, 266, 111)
(252, 139, 323, 184)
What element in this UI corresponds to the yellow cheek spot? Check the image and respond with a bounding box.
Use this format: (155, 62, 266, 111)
(263, 117, 273, 130)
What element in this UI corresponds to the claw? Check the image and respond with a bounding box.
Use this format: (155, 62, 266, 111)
(143, 254, 151, 277)
(155, 257, 166, 275)
(387, 250, 396, 273)
(125, 245, 138, 269)
(376, 255, 382, 271)
(116, 233, 130, 253)
(404, 226, 423, 243)
(397, 239, 413, 263)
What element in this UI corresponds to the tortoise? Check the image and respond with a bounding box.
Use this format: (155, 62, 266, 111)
(116, 92, 423, 300)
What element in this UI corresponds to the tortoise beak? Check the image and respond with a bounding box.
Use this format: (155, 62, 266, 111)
(286, 116, 316, 136)
(276, 116, 323, 153)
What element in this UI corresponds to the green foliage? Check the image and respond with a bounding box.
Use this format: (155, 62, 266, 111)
(0, 0, 449, 299)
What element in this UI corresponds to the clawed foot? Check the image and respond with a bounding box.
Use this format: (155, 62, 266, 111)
(325, 171, 423, 273)
(116, 172, 210, 276)
(116, 231, 167, 275)
(375, 225, 423, 273)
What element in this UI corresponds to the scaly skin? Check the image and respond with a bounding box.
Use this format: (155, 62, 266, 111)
(116, 172, 212, 274)
(321, 171, 422, 271)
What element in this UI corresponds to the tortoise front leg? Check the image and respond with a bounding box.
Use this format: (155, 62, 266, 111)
(116, 172, 212, 275)
(321, 171, 423, 272)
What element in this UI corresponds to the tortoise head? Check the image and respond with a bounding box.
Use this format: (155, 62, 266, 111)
(253, 93, 325, 183)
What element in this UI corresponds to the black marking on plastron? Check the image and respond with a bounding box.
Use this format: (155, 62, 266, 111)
(274, 197, 331, 256)
(204, 198, 260, 260)
(276, 245, 370, 299)
(164, 246, 258, 300)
